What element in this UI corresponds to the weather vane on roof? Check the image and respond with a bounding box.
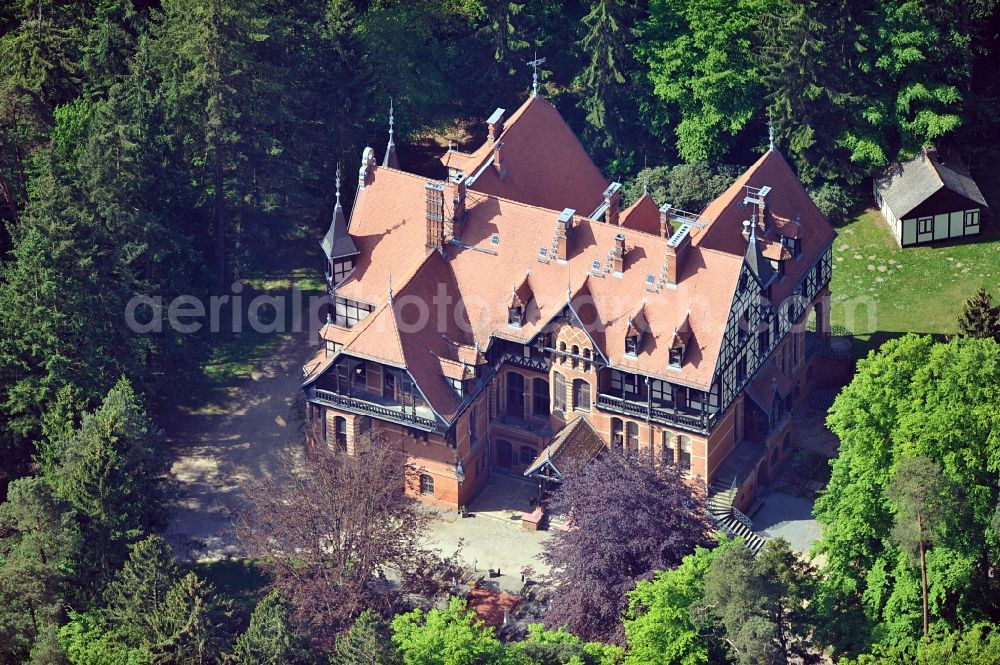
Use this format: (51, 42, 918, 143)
(527, 51, 546, 97)
(335, 162, 341, 205)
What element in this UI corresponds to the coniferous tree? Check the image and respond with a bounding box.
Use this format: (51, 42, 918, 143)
(0, 476, 81, 663)
(149, 572, 233, 664)
(577, 0, 640, 169)
(886, 456, 955, 638)
(229, 591, 312, 665)
(761, 0, 885, 185)
(333, 610, 399, 665)
(958, 288, 1000, 341)
(696, 538, 820, 665)
(48, 378, 174, 597)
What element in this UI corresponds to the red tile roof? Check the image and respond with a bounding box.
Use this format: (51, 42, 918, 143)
(444, 96, 610, 215)
(310, 117, 835, 426)
(620, 193, 664, 236)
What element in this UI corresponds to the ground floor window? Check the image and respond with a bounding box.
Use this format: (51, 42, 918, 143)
(419, 473, 434, 495)
(334, 416, 347, 452)
(678, 436, 692, 472)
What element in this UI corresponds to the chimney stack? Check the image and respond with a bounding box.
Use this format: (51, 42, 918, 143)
(425, 183, 445, 251)
(603, 182, 622, 226)
(555, 208, 575, 261)
(447, 173, 467, 239)
(612, 233, 626, 273)
(665, 224, 692, 287)
(659, 204, 672, 238)
(487, 107, 505, 144)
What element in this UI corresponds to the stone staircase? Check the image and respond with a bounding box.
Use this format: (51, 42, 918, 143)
(707, 476, 767, 556)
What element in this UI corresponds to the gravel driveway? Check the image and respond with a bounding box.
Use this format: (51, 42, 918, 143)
(163, 327, 314, 561)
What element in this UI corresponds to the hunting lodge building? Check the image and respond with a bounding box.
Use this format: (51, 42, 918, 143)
(301, 93, 835, 524)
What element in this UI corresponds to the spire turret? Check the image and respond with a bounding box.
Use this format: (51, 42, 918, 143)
(383, 98, 399, 169)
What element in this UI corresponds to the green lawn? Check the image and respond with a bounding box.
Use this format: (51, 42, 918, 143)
(829, 210, 1000, 355)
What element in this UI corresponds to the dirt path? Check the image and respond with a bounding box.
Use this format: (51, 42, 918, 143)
(163, 325, 315, 561)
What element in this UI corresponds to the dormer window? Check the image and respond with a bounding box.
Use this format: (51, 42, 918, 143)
(447, 377, 464, 395)
(669, 345, 684, 368)
(508, 305, 523, 327)
(769, 258, 785, 277)
(780, 235, 802, 258)
(332, 258, 354, 285)
(625, 333, 640, 357)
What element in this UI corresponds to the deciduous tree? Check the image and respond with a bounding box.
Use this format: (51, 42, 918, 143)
(234, 437, 461, 647)
(814, 335, 1000, 656)
(391, 597, 511, 665)
(541, 451, 711, 644)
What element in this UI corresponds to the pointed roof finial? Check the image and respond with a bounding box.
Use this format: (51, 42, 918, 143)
(527, 51, 546, 98)
(768, 109, 775, 152)
(389, 97, 395, 140)
(335, 162, 342, 207)
(383, 98, 399, 169)
(388, 269, 394, 304)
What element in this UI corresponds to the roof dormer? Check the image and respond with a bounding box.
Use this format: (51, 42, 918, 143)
(669, 312, 692, 369)
(508, 272, 533, 327)
(625, 304, 648, 357)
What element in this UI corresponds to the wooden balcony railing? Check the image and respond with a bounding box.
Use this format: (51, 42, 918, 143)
(309, 388, 437, 431)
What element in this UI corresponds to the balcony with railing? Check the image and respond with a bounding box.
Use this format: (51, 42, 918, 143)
(307, 387, 438, 431)
(596, 393, 714, 431)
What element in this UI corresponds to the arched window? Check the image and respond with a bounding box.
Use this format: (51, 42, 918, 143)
(558, 341, 567, 363)
(678, 435, 692, 472)
(333, 416, 347, 452)
(572, 379, 590, 411)
(626, 422, 640, 454)
(520, 446, 537, 466)
(661, 431, 675, 465)
(419, 474, 434, 495)
(552, 372, 566, 413)
(506, 372, 525, 418)
(583, 348, 592, 372)
(571, 345, 580, 369)
(611, 418, 624, 450)
(532, 378, 550, 416)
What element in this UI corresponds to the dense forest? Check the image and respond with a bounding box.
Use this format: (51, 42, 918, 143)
(2, 0, 1000, 663)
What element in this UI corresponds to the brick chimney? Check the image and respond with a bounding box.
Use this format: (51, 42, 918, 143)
(659, 204, 672, 238)
(487, 107, 505, 144)
(447, 173, 467, 239)
(425, 183, 445, 251)
(603, 182, 622, 226)
(555, 208, 575, 261)
(612, 233, 625, 273)
(665, 224, 692, 287)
